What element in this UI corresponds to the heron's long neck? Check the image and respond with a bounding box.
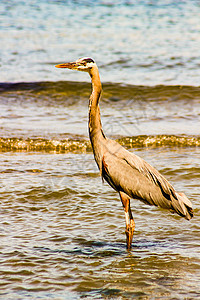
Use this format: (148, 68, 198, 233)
(88, 67, 105, 141)
(88, 66, 106, 168)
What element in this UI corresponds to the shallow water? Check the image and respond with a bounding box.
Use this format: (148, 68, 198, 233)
(0, 82, 200, 142)
(0, 148, 199, 299)
(1, 0, 200, 299)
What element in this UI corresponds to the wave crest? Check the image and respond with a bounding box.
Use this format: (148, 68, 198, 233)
(0, 135, 199, 152)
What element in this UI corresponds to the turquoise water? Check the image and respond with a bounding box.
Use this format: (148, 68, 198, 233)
(1, 0, 200, 85)
(0, 1, 200, 299)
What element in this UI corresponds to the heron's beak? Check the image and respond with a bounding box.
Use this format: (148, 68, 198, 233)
(55, 62, 78, 70)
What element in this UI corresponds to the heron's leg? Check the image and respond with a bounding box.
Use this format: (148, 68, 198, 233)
(119, 191, 135, 250)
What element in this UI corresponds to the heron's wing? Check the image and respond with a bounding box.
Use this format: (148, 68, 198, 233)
(102, 139, 193, 219)
(119, 146, 175, 197)
(104, 139, 175, 196)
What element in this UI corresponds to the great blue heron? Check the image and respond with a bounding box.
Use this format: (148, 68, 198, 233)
(55, 57, 193, 250)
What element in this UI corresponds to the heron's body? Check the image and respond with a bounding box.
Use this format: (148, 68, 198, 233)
(56, 57, 193, 249)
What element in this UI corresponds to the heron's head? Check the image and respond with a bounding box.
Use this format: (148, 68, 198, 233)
(55, 57, 96, 72)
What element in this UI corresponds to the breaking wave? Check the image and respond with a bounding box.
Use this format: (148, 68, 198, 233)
(0, 135, 199, 152)
(0, 81, 200, 102)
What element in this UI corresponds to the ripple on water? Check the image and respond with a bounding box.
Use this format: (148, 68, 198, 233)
(0, 148, 199, 299)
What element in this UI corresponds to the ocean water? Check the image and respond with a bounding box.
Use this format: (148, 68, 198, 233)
(1, 0, 200, 85)
(0, 1, 200, 299)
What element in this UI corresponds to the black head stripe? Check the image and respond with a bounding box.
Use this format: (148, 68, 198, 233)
(83, 58, 94, 64)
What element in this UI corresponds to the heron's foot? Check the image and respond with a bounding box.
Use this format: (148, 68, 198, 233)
(125, 219, 135, 250)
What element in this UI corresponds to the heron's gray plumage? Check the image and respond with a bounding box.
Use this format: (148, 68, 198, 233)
(55, 57, 193, 249)
(100, 138, 193, 220)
